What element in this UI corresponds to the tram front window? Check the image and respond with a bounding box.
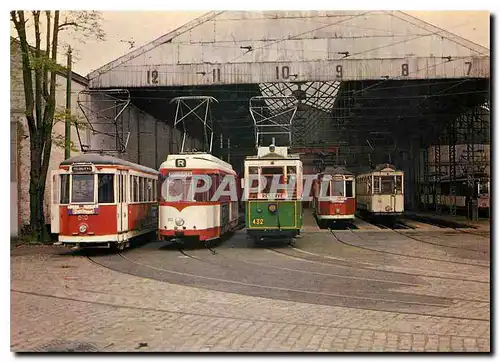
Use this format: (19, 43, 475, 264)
(345, 180, 353, 198)
(376, 176, 395, 194)
(71, 174, 95, 203)
(330, 180, 344, 196)
(98, 174, 114, 203)
(166, 176, 192, 202)
(261, 167, 285, 196)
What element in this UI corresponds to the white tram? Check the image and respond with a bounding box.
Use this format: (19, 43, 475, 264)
(356, 164, 404, 219)
(158, 152, 239, 243)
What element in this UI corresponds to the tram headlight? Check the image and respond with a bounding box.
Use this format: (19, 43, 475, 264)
(335, 208, 340, 214)
(78, 224, 88, 233)
(385, 206, 392, 211)
(268, 203, 277, 213)
(175, 218, 185, 226)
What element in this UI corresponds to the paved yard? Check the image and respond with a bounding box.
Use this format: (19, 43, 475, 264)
(11, 240, 490, 352)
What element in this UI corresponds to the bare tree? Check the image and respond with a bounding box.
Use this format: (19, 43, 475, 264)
(11, 10, 104, 241)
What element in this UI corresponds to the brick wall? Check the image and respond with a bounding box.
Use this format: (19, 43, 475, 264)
(11, 38, 88, 232)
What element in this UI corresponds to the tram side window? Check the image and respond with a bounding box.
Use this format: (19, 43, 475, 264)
(132, 176, 139, 202)
(373, 177, 381, 194)
(345, 180, 353, 198)
(119, 175, 122, 202)
(147, 178, 153, 202)
(60, 174, 70, 204)
(98, 174, 115, 203)
(247, 167, 259, 199)
(138, 177, 143, 202)
(124, 175, 128, 203)
(287, 166, 297, 198)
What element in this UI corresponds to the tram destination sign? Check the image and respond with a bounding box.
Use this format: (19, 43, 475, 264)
(72, 165, 93, 173)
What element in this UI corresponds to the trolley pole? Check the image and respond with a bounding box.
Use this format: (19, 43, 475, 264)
(64, 46, 72, 160)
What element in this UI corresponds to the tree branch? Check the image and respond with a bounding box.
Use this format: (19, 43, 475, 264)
(58, 21, 78, 29)
(43, 11, 59, 146)
(42, 10, 50, 101)
(11, 10, 36, 135)
(33, 11, 43, 130)
(49, 11, 59, 99)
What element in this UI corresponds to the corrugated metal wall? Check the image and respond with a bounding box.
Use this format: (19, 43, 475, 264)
(89, 11, 489, 88)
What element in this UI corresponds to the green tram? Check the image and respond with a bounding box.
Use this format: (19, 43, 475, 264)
(243, 143, 303, 242)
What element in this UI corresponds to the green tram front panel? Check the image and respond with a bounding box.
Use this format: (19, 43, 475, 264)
(246, 200, 303, 230)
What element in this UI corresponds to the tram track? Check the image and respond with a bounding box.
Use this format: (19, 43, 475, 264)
(167, 235, 490, 303)
(269, 244, 488, 284)
(85, 251, 489, 321)
(390, 228, 489, 254)
(334, 228, 488, 268)
(181, 246, 426, 288)
(353, 214, 489, 253)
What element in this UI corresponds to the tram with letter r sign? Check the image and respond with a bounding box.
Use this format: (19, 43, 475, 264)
(158, 152, 240, 245)
(242, 143, 303, 244)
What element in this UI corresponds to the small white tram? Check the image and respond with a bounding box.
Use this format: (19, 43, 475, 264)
(355, 164, 404, 221)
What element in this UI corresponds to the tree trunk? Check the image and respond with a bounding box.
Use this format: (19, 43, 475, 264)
(29, 135, 41, 238)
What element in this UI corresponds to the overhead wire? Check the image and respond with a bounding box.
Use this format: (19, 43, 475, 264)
(33, 12, 490, 156)
(16, 88, 486, 101)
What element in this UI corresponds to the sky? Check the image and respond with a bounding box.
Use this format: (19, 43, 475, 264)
(10, 10, 490, 76)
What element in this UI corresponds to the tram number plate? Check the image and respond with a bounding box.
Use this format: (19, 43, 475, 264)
(67, 205, 99, 215)
(72, 165, 92, 173)
(252, 218, 264, 225)
(260, 193, 285, 199)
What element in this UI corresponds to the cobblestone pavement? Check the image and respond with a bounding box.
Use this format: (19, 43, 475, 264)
(11, 227, 490, 352)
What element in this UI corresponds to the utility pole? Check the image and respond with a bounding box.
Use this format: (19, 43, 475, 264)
(64, 46, 72, 159)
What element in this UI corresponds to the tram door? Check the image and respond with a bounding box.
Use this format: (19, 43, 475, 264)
(117, 171, 129, 240)
(50, 170, 60, 234)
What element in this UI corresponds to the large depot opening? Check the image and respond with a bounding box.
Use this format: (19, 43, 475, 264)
(83, 11, 490, 214)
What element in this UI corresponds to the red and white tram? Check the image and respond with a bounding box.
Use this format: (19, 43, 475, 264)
(158, 152, 239, 243)
(311, 166, 356, 227)
(50, 154, 159, 249)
